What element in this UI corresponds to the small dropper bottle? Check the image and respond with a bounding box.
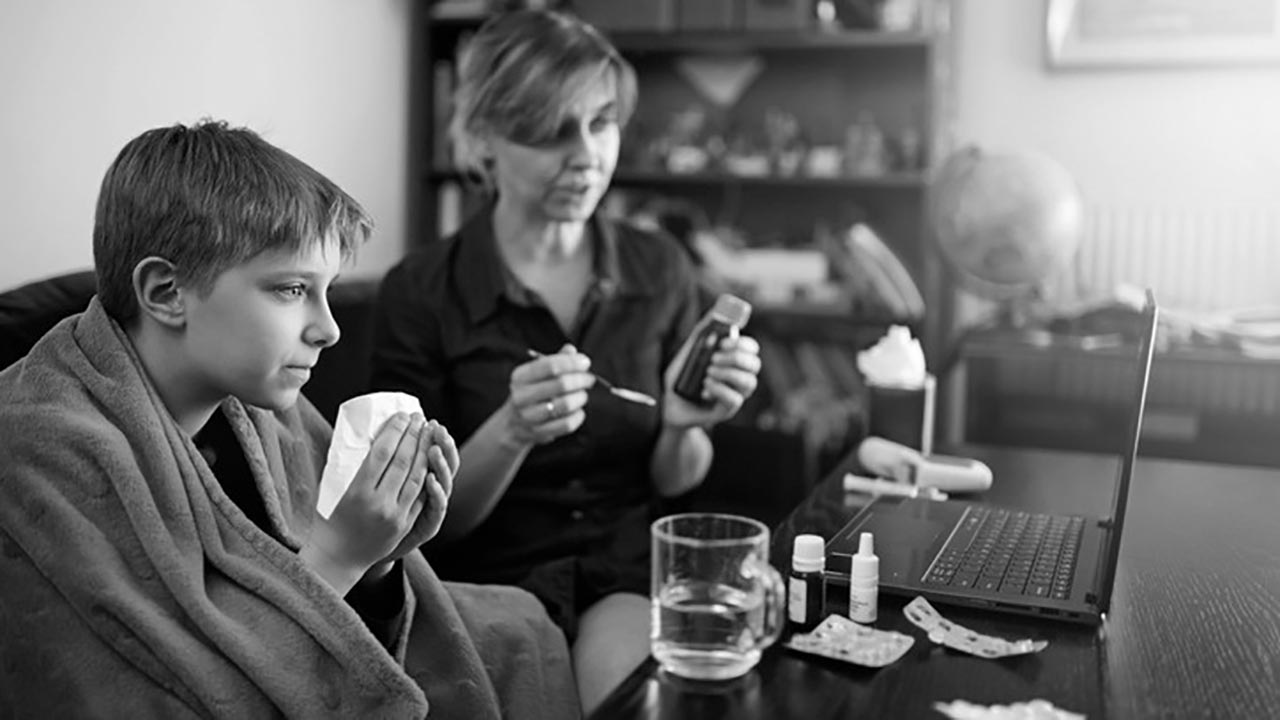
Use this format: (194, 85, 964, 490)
(848, 532, 879, 624)
(788, 534, 826, 633)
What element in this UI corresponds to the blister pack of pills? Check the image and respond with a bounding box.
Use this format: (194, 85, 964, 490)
(904, 597, 1048, 659)
(934, 699, 1085, 719)
(784, 613, 915, 668)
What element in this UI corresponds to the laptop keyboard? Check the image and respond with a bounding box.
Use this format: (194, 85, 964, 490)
(923, 507, 1084, 600)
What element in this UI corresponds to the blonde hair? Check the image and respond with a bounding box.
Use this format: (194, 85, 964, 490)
(449, 9, 637, 189)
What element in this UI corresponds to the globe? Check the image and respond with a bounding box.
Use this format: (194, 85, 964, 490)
(928, 146, 1084, 304)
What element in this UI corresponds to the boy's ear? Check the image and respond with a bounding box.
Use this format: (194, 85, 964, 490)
(131, 257, 186, 329)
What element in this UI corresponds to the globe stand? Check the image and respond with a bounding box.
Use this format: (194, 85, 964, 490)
(937, 285, 1056, 376)
(985, 297, 1057, 347)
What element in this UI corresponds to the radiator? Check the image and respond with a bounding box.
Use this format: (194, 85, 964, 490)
(1075, 204, 1280, 312)
(994, 204, 1280, 418)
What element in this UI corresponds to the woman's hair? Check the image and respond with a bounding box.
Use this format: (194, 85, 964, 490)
(93, 120, 373, 324)
(449, 9, 638, 187)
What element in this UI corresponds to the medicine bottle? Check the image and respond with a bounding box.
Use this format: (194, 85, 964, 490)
(848, 532, 879, 624)
(673, 294, 752, 405)
(788, 534, 826, 633)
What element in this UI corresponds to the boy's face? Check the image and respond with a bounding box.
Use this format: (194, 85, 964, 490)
(179, 239, 342, 412)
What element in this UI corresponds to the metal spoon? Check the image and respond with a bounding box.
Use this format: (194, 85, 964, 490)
(526, 350, 657, 407)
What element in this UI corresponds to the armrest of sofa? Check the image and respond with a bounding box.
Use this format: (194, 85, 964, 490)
(0, 270, 98, 372)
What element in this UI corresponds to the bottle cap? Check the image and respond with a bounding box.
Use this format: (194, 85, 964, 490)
(710, 294, 752, 328)
(792, 534, 825, 573)
(850, 532, 879, 583)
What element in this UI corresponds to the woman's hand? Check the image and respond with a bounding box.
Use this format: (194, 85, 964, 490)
(300, 412, 430, 593)
(662, 333, 762, 430)
(502, 344, 595, 447)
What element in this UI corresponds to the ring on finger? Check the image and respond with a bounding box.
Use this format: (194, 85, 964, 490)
(545, 400, 556, 420)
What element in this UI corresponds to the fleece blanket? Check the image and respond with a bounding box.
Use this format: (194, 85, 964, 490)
(0, 298, 579, 719)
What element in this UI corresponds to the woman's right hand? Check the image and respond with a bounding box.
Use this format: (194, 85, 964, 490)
(504, 344, 595, 447)
(302, 412, 430, 592)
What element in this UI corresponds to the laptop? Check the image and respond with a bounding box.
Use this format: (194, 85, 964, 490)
(826, 289, 1159, 624)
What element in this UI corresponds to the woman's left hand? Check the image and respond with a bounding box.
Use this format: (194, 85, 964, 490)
(661, 333, 762, 430)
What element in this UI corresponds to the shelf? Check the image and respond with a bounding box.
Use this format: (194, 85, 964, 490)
(610, 30, 931, 53)
(417, 0, 954, 362)
(962, 330, 1280, 368)
(426, 16, 931, 52)
(427, 167, 926, 190)
(615, 169, 926, 189)
(753, 303, 919, 326)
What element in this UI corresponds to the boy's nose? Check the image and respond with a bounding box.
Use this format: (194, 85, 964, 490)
(305, 299, 341, 348)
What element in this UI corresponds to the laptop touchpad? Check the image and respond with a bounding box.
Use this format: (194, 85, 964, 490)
(859, 513, 948, 581)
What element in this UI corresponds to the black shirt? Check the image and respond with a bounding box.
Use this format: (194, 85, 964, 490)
(194, 409, 406, 650)
(370, 210, 703, 605)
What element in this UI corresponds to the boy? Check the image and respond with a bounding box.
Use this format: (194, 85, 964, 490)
(0, 121, 578, 719)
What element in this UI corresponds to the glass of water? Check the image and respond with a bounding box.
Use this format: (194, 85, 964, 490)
(651, 513, 785, 680)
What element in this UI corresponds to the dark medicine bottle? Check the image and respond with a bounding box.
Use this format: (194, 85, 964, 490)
(673, 294, 753, 405)
(788, 534, 826, 633)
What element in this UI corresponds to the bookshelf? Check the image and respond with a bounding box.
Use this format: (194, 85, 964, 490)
(411, 0, 956, 475)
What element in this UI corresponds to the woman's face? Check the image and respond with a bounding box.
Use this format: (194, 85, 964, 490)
(488, 71, 621, 225)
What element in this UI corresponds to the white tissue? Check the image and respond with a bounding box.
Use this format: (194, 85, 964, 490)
(857, 325, 927, 388)
(317, 392, 423, 519)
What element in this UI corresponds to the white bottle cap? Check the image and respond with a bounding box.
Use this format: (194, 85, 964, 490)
(710, 294, 752, 328)
(792, 534, 825, 573)
(849, 532, 879, 584)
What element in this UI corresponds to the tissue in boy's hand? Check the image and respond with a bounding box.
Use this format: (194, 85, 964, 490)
(317, 392, 423, 519)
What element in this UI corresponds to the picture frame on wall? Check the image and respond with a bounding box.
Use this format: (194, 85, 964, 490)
(1046, 0, 1280, 68)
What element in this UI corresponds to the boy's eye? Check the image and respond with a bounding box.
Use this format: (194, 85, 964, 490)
(275, 284, 307, 299)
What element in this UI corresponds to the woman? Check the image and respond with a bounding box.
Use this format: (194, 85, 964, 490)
(370, 9, 761, 713)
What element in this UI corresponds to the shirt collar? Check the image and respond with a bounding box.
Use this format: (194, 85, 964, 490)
(454, 207, 644, 325)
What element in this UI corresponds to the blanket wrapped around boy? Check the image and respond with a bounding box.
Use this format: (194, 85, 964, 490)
(0, 299, 580, 719)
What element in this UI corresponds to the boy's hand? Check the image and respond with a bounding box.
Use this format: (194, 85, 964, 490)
(384, 420, 459, 557)
(503, 344, 595, 447)
(662, 333, 762, 430)
(301, 412, 429, 593)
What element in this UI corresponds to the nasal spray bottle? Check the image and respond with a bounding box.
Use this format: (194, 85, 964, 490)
(848, 532, 879, 624)
(674, 294, 753, 405)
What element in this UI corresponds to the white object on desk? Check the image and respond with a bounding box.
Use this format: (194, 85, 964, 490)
(842, 473, 948, 501)
(856, 436, 993, 493)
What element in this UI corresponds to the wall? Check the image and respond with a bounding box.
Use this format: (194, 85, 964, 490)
(951, 0, 1280, 311)
(0, 0, 411, 291)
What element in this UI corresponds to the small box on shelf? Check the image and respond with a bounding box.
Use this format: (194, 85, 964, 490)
(572, 0, 676, 32)
(743, 0, 812, 30)
(677, 0, 741, 31)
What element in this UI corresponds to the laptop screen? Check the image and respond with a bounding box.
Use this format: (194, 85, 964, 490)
(1097, 289, 1159, 613)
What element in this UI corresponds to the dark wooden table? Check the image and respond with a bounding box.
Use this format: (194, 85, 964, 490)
(594, 445, 1280, 719)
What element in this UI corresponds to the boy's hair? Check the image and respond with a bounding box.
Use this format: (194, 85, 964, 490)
(450, 9, 637, 189)
(93, 120, 373, 324)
